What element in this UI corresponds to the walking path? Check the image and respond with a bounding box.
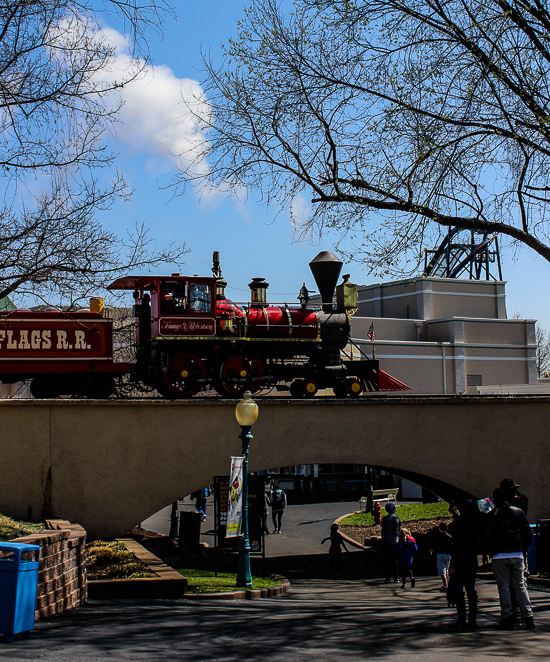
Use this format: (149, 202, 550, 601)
(4, 576, 549, 661)
(1, 502, 546, 660)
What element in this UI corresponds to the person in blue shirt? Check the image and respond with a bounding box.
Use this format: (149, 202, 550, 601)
(192, 487, 209, 521)
(322, 523, 349, 577)
(396, 527, 417, 588)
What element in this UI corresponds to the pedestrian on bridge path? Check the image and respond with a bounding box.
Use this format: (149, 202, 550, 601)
(271, 484, 287, 533)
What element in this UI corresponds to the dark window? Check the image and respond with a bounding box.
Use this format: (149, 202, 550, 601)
(189, 283, 211, 313)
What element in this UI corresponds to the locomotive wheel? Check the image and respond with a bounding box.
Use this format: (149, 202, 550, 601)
(289, 380, 305, 398)
(348, 378, 363, 397)
(220, 355, 264, 397)
(158, 353, 206, 399)
(303, 379, 319, 398)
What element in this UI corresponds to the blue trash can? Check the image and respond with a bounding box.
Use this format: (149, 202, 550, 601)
(0, 542, 40, 643)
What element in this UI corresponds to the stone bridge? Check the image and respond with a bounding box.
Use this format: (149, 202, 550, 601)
(1, 396, 548, 538)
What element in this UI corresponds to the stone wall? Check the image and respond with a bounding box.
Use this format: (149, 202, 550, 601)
(13, 519, 87, 619)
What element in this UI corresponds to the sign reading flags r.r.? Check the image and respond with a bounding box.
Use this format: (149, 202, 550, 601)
(0, 322, 106, 356)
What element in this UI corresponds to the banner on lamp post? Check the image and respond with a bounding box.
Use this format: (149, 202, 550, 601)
(226, 456, 244, 538)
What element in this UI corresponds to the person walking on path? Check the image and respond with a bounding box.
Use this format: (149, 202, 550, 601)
(448, 499, 483, 630)
(488, 487, 535, 630)
(271, 484, 287, 533)
(431, 522, 453, 591)
(321, 523, 349, 577)
(192, 487, 209, 521)
(396, 528, 417, 588)
(381, 502, 401, 583)
(262, 489, 271, 535)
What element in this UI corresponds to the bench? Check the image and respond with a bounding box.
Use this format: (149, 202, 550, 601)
(360, 488, 400, 512)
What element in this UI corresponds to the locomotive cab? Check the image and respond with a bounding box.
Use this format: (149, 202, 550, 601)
(109, 275, 218, 342)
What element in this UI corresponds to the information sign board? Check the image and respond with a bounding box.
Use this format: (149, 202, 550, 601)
(214, 475, 264, 553)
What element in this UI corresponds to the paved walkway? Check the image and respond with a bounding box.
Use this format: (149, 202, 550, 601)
(143, 499, 372, 577)
(3, 577, 549, 661)
(1, 502, 547, 660)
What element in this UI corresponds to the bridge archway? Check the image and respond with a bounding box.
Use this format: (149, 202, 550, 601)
(0, 397, 548, 538)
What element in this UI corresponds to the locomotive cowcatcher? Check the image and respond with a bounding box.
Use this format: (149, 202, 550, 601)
(108, 250, 405, 398)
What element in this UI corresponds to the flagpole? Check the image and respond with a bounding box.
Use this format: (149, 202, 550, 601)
(368, 322, 375, 360)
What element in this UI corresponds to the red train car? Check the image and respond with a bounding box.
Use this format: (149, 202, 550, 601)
(0, 308, 128, 398)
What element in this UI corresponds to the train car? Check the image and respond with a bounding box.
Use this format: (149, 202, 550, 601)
(0, 302, 129, 398)
(107, 251, 407, 399)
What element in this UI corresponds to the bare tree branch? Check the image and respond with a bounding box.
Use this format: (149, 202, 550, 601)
(0, 0, 186, 304)
(175, 0, 550, 276)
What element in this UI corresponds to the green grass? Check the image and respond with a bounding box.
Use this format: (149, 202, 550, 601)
(340, 501, 450, 526)
(177, 568, 284, 593)
(0, 514, 45, 541)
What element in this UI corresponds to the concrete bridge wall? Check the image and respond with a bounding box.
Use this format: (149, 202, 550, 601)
(1, 397, 549, 538)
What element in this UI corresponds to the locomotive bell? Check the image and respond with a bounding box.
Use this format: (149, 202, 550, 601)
(248, 277, 269, 306)
(309, 251, 343, 313)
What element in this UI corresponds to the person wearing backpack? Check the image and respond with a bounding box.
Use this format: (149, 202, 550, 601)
(192, 487, 209, 522)
(271, 484, 287, 533)
(488, 487, 535, 630)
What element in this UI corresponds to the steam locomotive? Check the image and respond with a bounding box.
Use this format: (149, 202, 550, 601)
(0, 251, 408, 398)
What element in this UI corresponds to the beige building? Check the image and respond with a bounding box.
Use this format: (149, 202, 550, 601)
(349, 277, 536, 394)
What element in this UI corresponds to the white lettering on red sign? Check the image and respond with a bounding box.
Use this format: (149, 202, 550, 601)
(0, 328, 92, 351)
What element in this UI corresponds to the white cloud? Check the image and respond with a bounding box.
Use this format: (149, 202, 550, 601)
(100, 28, 211, 177)
(290, 193, 313, 230)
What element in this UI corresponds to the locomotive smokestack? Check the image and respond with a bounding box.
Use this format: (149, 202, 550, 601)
(309, 251, 343, 313)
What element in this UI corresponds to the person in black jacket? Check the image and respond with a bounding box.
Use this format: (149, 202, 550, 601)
(488, 488, 535, 630)
(448, 499, 482, 630)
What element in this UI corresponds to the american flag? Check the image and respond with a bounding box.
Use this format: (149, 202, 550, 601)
(367, 322, 374, 341)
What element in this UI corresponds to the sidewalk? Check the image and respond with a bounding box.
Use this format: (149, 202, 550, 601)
(1, 576, 548, 661)
(11, 501, 542, 661)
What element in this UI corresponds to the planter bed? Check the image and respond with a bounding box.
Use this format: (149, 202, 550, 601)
(87, 538, 187, 599)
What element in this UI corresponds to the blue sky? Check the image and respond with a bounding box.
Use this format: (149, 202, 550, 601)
(97, 1, 550, 329)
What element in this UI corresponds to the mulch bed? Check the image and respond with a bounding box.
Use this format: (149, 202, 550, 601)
(340, 517, 453, 567)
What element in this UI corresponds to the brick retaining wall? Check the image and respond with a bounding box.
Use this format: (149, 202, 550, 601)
(12, 519, 87, 619)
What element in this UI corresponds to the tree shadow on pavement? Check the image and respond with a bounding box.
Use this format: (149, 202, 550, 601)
(15, 583, 548, 662)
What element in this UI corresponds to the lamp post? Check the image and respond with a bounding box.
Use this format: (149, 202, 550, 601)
(235, 390, 258, 588)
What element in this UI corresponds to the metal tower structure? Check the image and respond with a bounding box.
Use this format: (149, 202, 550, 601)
(423, 228, 503, 280)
